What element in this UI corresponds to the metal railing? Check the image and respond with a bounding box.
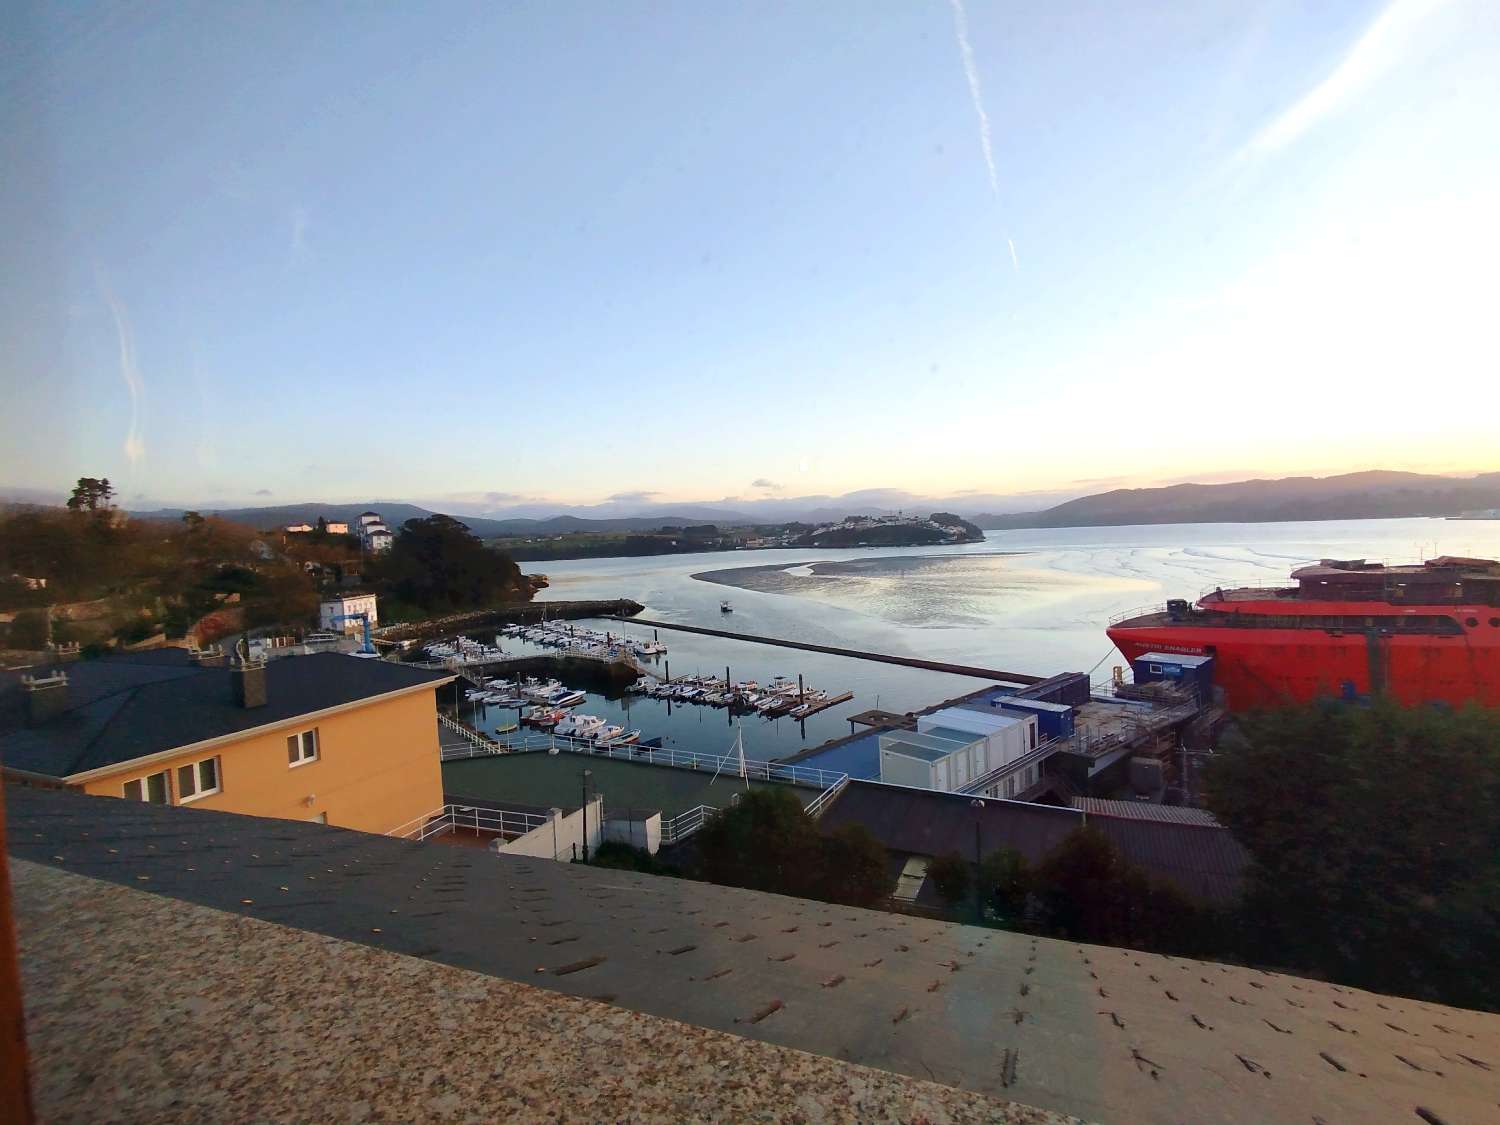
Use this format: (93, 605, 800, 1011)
(803, 773, 849, 819)
(661, 804, 719, 845)
(386, 803, 550, 843)
(956, 738, 1062, 795)
(438, 712, 501, 753)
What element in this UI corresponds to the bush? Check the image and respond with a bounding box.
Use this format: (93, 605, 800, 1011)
(979, 847, 1032, 921)
(818, 823, 893, 907)
(926, 852, 971, 905)
(7, 608, 50, 649)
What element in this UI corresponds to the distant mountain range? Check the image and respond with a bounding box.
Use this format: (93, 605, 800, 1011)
(7, 470, 1497, 538)
(972, 471, 1500, 529)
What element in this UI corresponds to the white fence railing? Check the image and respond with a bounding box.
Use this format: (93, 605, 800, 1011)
(386, 803, 550, 843)
(438, 712, 500, 752)
(661, 804, 719, 845)
(802, 773, 849, 819)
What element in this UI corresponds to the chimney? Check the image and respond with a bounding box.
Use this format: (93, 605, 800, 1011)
(190, 644, 226, 668)
(232, 655, 268, 709)
(21, 671, 69, 725)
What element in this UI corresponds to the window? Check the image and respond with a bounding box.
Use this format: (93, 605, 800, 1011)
(1148, 663, 1163, 674)
(287, 728, 319, 766)
(177, 756, 221, 802)
(124, 770, 170, 804)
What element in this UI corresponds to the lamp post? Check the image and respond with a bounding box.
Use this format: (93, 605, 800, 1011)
(970, 798, 985, 924)
(580, 769, 593, 863)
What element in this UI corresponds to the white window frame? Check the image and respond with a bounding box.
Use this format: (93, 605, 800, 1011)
(287, 728, 320, 768)
(124, 770, 171, 804)
(177, 756, 222, 803)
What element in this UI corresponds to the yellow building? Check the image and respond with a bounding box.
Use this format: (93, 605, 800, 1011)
(0, 650, 454, 835)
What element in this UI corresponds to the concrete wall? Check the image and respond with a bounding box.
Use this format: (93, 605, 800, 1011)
(604, 813, 661, 855)
(495, 797, 603, 862)
(80, 686, 446, 835)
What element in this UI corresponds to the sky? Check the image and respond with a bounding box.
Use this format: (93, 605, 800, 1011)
(2, 0, 1498, 512)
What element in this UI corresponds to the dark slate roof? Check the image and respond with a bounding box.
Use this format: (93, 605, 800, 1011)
(817, 780, 1084, 866)
(1085, 815, 1250, 905)
(0, 651, 451, 779)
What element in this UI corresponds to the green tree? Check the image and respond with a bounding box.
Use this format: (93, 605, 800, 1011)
(66, 477, 115, 512)
(979, 847, 1032, 920)
(377, 515, 526, 613)
(926, 851, 971, 905)
(816, 823, 892, 907)
(1205, 700, 1500, 1010)
(1032, 827, 1137, 944)
(7, 608, 50, 649)
(694, 788, 824, 899)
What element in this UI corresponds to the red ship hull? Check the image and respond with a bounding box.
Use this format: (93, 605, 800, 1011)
(1109, 592, 1500, 711)
(1108, 615, 1500, 710)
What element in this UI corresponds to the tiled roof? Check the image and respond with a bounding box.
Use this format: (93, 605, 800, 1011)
(0, 651, 450, 778)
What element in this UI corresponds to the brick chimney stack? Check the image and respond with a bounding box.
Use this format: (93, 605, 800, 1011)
(231, 655, 267, 708)
(21, 672, 68, 726)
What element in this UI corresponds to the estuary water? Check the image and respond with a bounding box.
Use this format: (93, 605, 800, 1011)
(459, 518, 1500, 763)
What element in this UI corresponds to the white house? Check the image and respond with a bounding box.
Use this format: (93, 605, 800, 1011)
(325, 521, 350, 535)
(356, 511, 393, 553)
(285, 523, 314, 533)
(318, 593, 378, 635)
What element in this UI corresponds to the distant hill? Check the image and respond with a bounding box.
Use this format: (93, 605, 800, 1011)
(128, 501, 521, 539)
(122, 502, 753, 539)
(973, 471, 1500, 529)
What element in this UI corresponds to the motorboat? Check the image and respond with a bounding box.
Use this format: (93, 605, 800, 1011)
(555, 713, 605, 738)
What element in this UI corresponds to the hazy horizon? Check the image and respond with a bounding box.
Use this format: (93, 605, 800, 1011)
(5, 1, 1497, 505)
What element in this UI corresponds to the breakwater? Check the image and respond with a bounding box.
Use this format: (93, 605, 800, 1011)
(378, 599, 644, 644)
(608, 616, 1043, 685)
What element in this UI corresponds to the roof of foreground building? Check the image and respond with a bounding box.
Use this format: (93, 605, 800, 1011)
(8, 785, 1500, 1124)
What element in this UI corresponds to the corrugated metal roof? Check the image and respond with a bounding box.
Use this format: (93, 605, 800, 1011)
(1073, 798, 1221, 826)
(1086, 816, 1249, 904)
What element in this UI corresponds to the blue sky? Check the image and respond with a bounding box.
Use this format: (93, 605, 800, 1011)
(3, 0, 1497, 511)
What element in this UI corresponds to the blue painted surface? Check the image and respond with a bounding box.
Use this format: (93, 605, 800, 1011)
(783, 732, 884, 779)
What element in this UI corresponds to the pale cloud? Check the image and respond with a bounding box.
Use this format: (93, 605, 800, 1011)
(750, 478, 784, 492)
(1239, 0, 1452, 160)
(254, 488, 273, 495)
(97, 273, 146, 468)
(605, 490, 662, 504)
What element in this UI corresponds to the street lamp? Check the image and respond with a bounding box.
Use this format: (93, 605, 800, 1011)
(970, 798, 985, 924)
(581, 768, 593, 863)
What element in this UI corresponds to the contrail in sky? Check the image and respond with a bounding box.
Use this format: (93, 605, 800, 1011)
(97, 272, 146, 467)
(948, 0, 1018, 271)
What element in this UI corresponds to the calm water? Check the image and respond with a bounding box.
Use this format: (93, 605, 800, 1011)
(461, 518, 1500, 763)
